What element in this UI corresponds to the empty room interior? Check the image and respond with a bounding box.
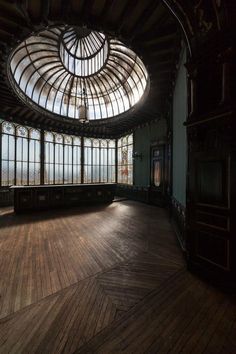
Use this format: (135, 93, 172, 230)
(0, 1, 235, 353)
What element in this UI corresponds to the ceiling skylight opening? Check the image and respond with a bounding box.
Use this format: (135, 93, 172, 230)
(8, 25, 149, 122)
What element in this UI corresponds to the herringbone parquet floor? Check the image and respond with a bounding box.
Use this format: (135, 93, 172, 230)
(0, 201, 235, 353)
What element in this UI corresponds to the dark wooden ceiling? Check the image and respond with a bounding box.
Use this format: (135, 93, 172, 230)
(0, 0, 182, 138)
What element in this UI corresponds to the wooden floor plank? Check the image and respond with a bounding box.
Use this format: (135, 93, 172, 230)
(0, 200, 235, 354)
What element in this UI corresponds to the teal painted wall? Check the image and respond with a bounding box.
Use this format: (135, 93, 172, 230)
(172, 46, 187, 206)
(133, 118, 167, 187)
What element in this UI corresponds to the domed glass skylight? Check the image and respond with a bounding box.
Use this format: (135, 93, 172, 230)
(8, 25, 148, 121)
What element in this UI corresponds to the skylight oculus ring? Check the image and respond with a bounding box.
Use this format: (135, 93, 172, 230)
(59, 28, 109, 76)
(8, 25, 149, 121)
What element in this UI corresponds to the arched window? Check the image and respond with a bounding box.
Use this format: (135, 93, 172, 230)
(44, 131, 82, 184)
(92, 140, 100, 183)
(73, 137, 81, 184)
(16, 126, 28, 185)
(1, 122, 15, 185)
(118, 134, 133, 184)
(29, 129, 40, 185)
(63, 135, 73, 184)
(44, 132, 55, 184)
(108, 140, 116, 183)
(84, 138, 92, 183)
(84, 138, 116, 183)
(54, 134, 63, 184)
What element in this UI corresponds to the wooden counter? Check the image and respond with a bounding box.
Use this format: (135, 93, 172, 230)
(10, 183, 116, 213)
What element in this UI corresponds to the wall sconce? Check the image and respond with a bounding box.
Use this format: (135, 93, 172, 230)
(132, 151, 143, 160)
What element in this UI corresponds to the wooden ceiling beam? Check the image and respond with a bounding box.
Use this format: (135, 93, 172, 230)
(117, 0, 140, 33)
(96, 0, 116, 26)
(14, 0, 37, 29)
(0, 33, 12, 43)
(148, 60, 173, 69)
(146, 53, 175, 65)
(79, 0, 96, 26)
(0, 93, 14, 100)
(129, 0, 162, 39)
(41, 0, 50, 23)
(0, 100, 15, 107)
(0, 6, 26, 27)
(140, 38, 177, 52)
(0, 18, 23, 37)
(137, 22, 177, 43)
(149, 47, 175, 58)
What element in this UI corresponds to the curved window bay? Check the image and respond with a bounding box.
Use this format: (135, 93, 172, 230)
(0, 120, 132, 186)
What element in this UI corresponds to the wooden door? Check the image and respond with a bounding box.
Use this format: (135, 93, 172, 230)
(184, 40, 235, 287)
(186, 116, 235, 286)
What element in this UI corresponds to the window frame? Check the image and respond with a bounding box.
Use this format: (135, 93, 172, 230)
(0, 119, 130, 187)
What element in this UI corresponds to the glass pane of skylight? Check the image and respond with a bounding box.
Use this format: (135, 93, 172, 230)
(9, 25, 148, 122)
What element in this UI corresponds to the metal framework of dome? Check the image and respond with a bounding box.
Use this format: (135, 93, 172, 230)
(8, 25, 149, 122)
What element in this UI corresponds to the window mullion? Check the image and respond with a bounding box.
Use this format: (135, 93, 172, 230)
(14, 131, 16, 185)
(81, 136, 84, 184)
(40, 130, 45, 185)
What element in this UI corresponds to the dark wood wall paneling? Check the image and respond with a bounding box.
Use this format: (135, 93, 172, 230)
(0, 187, 13, 206)
(185, 33, 235, 286)
(116, 184, 149, 204)
(11, 184, 116, 213)
(171, 196, 186, 251)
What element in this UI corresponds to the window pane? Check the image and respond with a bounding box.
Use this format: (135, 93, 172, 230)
(118, 134, 133, 185)
(73, 144, 81, 184)
(1, 131, 15, 185)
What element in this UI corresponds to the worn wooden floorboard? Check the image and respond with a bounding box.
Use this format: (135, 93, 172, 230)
(0, 200, 235, 353)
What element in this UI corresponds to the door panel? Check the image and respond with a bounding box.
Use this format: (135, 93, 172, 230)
(186, 118, 234, 284)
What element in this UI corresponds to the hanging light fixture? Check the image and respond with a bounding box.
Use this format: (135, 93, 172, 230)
(78, 41, 89, 124)
(78, 87, 89, 124)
